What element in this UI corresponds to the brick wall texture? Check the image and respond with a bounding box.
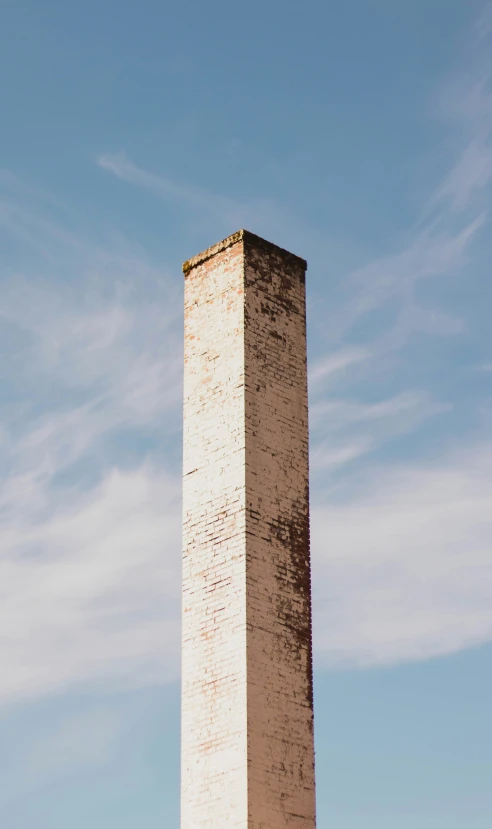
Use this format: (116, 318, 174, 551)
(181, 230, 316, 829)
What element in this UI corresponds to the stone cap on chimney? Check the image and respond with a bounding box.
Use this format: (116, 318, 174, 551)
(182, 229, 307, 277)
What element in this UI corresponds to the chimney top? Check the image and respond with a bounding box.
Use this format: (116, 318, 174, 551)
(182, 229, 307, 277)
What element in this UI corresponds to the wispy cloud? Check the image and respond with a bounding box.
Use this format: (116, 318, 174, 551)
(308, 347, 371, 393)
(98, 151, 235, 218)
(309, 390, 450, 471)
(306, 11, 492, 477)
(314, 19, 492, 361)
(307, 12, 492, 668)
(0, 180, 183, 703)
(312, 441, 492, 667)
(432, 139, 492, 212)
(346, 217, 482, 326)
(26, 705, 126, 779)
(0, 464, 181, 703)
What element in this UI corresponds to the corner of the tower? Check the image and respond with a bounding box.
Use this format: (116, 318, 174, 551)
(182, 229, 307, 278)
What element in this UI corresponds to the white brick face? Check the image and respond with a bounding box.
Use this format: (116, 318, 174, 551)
(181, 231, 315, 829)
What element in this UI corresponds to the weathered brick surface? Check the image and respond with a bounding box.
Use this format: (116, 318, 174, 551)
(181, 230, 315, 829)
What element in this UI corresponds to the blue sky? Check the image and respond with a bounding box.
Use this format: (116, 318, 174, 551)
(1, 1, 492, 826)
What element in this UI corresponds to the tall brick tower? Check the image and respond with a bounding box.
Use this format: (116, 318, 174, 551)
(181, 230, 315, 829)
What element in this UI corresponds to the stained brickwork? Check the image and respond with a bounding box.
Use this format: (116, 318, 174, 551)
(181, 230, 315, 829)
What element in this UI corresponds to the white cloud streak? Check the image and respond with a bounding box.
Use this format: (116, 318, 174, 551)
(308, 348, 371, 392)
(306, 11, 492, 473)
(312, 442, 492, 667)
(0, 465, 181, 703)
(309, 390, 451, 472)
(0, 183, 183, 704)
(98, 151, 234, 217)
(25, 706, 126, 778)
